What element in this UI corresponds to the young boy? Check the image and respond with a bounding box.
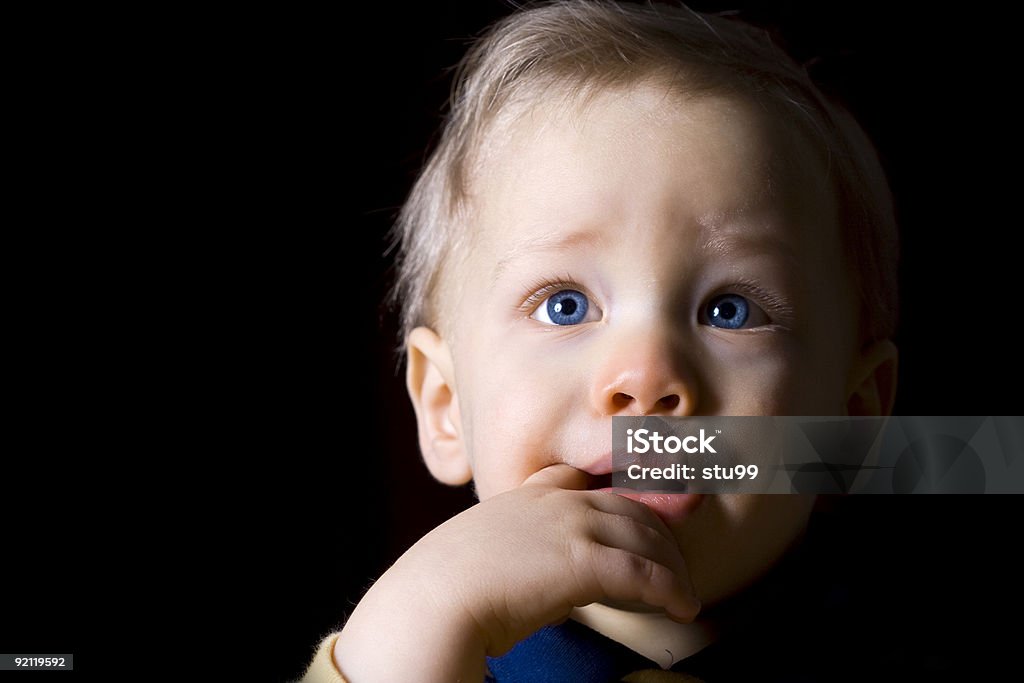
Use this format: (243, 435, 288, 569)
(305, 1, 898, 680)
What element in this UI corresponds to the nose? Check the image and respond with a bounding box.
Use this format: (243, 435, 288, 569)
(590, 327, 698, 417)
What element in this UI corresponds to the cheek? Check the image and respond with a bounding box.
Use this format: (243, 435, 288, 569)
(700, 335, 804, 413)
(700, 331, 848, 415)
(458, 338, 587, 499)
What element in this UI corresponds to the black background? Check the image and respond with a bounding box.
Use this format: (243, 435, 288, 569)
(3, 1, 1021, 680)
(267, 1, 1022, 680)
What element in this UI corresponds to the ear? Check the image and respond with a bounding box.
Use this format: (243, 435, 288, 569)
(405, 326, 472, 485)
(845, 339, 899, 417)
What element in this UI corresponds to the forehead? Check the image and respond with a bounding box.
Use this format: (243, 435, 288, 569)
(469, 82, 834, 261)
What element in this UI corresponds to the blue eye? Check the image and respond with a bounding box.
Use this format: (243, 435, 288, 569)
(532, 289, 591, 326)
(704, 294, 751, 329)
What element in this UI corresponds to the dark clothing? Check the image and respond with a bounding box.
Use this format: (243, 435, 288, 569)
(488, 497, 1007, 681)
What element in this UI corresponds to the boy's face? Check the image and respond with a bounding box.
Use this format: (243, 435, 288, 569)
(411, 84, 888, 605)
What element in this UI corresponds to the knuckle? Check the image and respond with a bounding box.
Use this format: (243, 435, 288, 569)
(634, 554, 661, 583)
(610, 549, 654, 581)
(633, 520, 663, 544)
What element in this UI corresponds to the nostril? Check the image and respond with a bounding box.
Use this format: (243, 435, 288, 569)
(612, 392, 634, 409)
(659, 394, 680, 410)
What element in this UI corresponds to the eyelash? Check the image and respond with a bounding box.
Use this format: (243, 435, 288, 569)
(518, 276, 794, 325)
(720, 278, 795, 326)
(519, 276, 588, 315)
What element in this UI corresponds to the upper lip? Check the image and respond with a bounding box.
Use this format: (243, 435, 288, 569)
(579, 451, 639, 477)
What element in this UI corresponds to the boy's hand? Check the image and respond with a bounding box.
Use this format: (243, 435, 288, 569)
(334, 464, 700, 683)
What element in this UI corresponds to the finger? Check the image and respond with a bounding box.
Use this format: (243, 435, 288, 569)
(582, 545, 702, 622)
(585, 491, 679, 548)
(586, 510, 693, 595)
(522, 463, 590, 491)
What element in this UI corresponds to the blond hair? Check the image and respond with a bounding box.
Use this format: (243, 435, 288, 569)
(390, 0, 898, 345)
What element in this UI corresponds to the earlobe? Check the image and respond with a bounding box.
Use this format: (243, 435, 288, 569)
(845, 339, 899, 417)
(406, 327, 472, 485)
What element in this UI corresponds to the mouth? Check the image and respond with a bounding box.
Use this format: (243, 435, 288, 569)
(609, 490, 704, 524)
(582, 459, 704, 524)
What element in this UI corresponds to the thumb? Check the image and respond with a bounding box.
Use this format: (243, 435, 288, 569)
(522, 464, 590, 491)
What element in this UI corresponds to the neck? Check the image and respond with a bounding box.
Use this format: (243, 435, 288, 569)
(571, 604, 718, 669)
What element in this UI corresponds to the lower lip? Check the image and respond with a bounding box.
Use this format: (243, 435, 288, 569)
(598, 489, 705, 524)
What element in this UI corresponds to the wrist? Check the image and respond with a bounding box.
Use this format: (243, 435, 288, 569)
(335, 574, 488, 683)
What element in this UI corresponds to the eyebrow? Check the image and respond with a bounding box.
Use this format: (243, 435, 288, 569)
(493, 228, 605, 279)
(699, 221, 801, 267)
(492, 219, 800, 280)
